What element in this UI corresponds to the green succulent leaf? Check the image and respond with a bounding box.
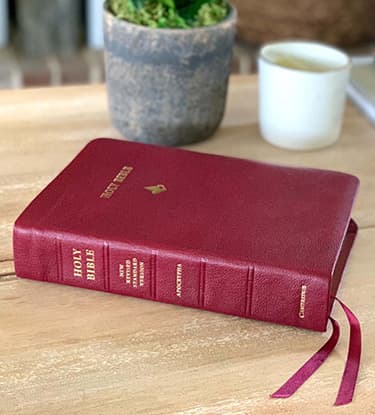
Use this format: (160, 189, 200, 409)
(160, 0, 176, 8)
(108, 0, 228, 29)
(132, 0, 146, 9)
(177, 0, 210, 20)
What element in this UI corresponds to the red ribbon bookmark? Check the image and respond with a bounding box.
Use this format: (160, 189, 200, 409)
(334, 298, 362, 406)
(270, 317, 340, 399)
(270, 298, 361, 406)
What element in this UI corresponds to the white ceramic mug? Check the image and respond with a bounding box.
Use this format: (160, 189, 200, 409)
(258, 41, 351, 150)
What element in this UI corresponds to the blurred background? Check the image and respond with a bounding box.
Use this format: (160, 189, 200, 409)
(0, 0, 374, 90)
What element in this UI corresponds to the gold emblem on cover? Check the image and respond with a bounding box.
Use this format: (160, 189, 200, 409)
(144, 184, 167, 195)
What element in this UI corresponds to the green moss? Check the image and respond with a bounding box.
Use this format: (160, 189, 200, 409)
(195, 2, 228, 26)
(107, 0, 229, 29)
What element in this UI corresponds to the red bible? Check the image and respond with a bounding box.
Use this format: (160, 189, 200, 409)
(13, 138, 361, 404)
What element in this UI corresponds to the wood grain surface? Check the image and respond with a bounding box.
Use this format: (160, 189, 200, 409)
(0, 76, 374, 414)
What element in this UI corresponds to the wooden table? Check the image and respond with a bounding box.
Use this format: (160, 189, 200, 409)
(0, 76, 374, 414)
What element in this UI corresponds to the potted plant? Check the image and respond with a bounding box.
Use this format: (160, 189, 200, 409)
(104, 0, 237, 146)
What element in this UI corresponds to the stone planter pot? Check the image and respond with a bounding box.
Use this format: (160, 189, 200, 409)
(104, 4, 237, 146)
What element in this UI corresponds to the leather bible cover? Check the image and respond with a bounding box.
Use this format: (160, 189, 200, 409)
(13, 138, 359, 332)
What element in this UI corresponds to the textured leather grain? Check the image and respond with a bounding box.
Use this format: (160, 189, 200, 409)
(13, 138, 359, 331)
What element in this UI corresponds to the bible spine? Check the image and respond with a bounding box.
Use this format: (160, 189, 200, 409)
(14, 225, 329, 331)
